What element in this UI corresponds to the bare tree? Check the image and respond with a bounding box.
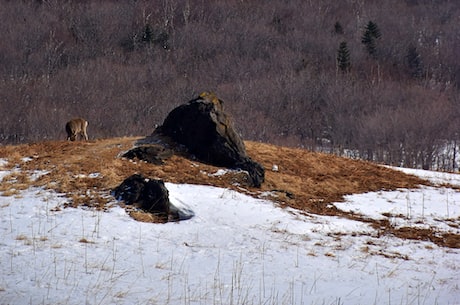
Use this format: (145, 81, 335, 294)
(0, 0, 458, 171)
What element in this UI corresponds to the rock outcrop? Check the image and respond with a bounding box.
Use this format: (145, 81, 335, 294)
(124, 92, 265, 187)
(154, 92, 265, 187)
(112, 174, 194, 222)
(121, 145, 173, 165)
(112, 174, 170, 219)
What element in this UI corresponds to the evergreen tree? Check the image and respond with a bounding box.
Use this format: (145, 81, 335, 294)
(142, 24, 154, 43)
(361, 21, 381, 57)
(334, 21, 344, 35)
(337, 41, 351, 72)
(406, 45, 423, 79)
(366, 21, 381, 39)
(361, 30, 376, 55)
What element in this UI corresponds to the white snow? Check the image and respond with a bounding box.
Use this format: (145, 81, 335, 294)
(390, 166, 460, 186)
(0, 167, 459, 304)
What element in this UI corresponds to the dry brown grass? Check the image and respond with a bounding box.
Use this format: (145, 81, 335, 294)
(246, 141, 427, 214)
(1, 137, 458, 248)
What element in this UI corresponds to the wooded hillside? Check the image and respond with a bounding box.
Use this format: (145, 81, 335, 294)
(1, 0, 459, 170)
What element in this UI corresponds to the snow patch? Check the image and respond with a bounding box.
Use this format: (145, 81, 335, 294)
(0, 169, 459, 304)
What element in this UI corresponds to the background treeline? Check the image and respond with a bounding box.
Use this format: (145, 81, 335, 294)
(1, 0, 459, 171)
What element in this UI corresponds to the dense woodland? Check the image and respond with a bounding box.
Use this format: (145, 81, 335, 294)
(1, 0, 459, 170)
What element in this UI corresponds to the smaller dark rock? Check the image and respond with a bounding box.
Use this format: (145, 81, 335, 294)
(122, 145, 173, 165)
(112, 174, 195, 222)
(112, 174, 170, 220)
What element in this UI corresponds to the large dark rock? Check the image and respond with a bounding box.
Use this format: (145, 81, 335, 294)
(112, 174, 194, 222)
(155, 92, 265, 187)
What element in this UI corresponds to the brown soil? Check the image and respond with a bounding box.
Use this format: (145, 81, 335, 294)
(0, 137, 458, 248)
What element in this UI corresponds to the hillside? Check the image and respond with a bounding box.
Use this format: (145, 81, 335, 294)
(0, 137, 425, 206)
(0, 1, 459, 171)
(3, 137, 458, 249)
(1, 137, 460, 304)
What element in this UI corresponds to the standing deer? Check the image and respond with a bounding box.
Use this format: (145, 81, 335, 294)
(65, 118, 88, 141)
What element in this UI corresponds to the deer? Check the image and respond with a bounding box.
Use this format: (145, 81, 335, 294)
(65, 118, 88, 141)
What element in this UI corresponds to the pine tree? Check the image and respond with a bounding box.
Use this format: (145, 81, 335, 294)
(366, 21, 381, 39)
(406, 45, 423, 79)
(142, 24, 154, 43)
(337, 41, 351, 72)
(361, 21, 381, 57)
(334, 21, 344, 35)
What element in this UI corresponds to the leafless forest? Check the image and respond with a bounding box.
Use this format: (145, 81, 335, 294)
(1, 0, 459, 170)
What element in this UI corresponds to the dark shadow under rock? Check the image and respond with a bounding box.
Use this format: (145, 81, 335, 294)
(121, 145, 173, 165)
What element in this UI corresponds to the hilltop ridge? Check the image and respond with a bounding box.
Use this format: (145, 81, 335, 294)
(4, 137, 457, 248)
(0, 137, 426, 212)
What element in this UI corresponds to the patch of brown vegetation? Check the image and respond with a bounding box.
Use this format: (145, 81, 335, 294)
(372, 219, 460, 249)
(1, 137, 457, 248)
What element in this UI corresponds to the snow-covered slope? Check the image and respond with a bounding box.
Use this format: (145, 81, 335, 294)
(0, 168, 459, 305)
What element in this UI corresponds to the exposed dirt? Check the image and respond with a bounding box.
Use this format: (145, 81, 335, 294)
(0, 137, 458, 248)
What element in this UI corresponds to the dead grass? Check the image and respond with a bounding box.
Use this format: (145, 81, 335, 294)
(1, 137, 458, 248)
(246, 141, 427, 214)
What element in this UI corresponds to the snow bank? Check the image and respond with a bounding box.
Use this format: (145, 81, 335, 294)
(0, 169, 459, 304)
